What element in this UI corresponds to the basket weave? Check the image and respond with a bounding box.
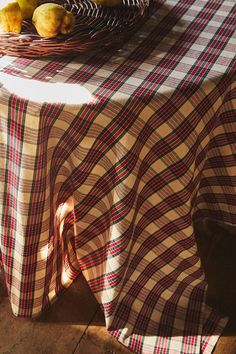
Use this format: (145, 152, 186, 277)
(0, 0, 154, 57)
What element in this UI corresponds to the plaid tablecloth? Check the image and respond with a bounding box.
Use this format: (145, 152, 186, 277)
(0, 0, 236, 353)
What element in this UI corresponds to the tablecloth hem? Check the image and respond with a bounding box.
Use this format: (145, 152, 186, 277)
(202, 316, 229, 354)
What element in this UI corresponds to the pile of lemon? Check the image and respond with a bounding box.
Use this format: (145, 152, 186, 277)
(0, 0, 122, 38)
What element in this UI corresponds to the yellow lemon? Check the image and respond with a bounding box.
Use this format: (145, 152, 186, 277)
(0, 0, 22, 33)
(32, 3, 75, 38)
(17, 0, 37, 19)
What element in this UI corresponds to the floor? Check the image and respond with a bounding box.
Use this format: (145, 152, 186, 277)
(1, 218, 236, 354)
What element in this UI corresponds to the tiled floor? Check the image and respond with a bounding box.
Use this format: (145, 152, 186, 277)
(1, 218, 236, 354)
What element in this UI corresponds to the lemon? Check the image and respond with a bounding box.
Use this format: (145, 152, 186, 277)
(32, 3, 75, 38)
(0, 0, 22, 33)
(17, 0, 37, 19)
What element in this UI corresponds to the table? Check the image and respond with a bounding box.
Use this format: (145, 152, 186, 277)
(0, 0, 235, 353)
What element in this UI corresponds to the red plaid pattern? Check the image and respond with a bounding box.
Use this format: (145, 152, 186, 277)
(0, 0, 235, 353)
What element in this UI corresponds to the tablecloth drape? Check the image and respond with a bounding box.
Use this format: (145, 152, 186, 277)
(0, 0, 236, 353)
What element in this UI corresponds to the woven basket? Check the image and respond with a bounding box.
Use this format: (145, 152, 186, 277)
(0, 0, 154, 57)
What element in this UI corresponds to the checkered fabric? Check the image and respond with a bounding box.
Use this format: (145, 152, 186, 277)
(0, 0, 236, 353)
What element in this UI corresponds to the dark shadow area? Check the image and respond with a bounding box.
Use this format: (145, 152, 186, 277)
(0, 268, 8, 298)
(37, 274, 105, 326)
(194, 218, 236, 318)
(67, 1, 186, 66)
